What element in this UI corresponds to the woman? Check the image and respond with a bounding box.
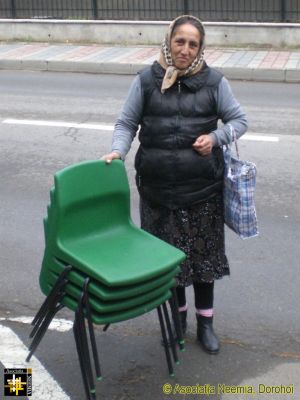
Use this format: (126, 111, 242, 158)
(102, 15, 248, 354)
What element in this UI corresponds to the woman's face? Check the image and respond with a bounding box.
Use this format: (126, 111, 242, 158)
(170, 23, 201, 70)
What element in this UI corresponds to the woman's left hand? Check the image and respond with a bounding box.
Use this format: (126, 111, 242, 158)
(192, 134, 214, 156)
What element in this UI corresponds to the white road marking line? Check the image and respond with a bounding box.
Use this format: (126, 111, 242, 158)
(0, 324, 70, 399)
(240, 134, 279, 142)
(2, 118, 280, 142)
(2, 118, 114, 131)
(0, 316, 73, 332)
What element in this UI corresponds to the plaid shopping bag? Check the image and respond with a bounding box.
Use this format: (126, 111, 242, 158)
(223, 127, 259, 239)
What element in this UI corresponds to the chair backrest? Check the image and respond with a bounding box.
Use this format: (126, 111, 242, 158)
(53, 160, 131, 240)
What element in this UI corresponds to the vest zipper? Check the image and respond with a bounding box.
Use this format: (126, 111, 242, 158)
(178, 80, 181, 93)
(175, 80, 182, 148)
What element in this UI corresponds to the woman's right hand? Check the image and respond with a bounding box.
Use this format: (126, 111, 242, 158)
(101, 151, 121, 164)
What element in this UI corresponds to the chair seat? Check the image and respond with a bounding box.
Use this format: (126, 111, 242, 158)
(40, 253, 180, 301)
(47, 271, 176, 313)
(56, 224, 185, 287)
(55, 285, 172, 325)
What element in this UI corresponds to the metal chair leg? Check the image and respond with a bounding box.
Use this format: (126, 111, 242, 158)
(26, 302, 64, 362)
(170, 287, 185, 351)
(29, 279, 67, 339)
(29, 301, 64, 349)
(162, 302, 179, 365)
(83, 279, 102, 381)
(31, 265, 71, 327)
(27, 267, 71, 362)
(73, 313, 93, 400)
(157, 305, 174, 377)
(77, 292, 97, 398)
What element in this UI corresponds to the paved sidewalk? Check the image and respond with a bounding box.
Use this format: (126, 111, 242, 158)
(1, 42, 300, 82)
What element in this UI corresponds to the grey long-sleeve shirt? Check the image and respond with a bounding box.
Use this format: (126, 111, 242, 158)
(112, 74, 248, 159)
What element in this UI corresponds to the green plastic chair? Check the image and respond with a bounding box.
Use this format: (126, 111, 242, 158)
(47, 270, 176, 314)
(42, 216, 181, 301)
(40, 160, 185, 287)
(43, 252, 180, 301)
(44, 275, 173, 324)
(29, 160, 186, 399)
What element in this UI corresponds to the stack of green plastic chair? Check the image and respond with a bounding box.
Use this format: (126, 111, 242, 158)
(28, 160, 186, 400)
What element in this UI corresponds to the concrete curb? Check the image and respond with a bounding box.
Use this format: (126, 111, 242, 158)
(219, 66, 300, 82)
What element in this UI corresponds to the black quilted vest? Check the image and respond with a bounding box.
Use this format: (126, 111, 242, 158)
(135, 61, 225, 209)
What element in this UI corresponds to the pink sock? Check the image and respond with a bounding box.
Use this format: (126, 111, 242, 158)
(196, 308, 214, 317)
(178, 304, 188, 312)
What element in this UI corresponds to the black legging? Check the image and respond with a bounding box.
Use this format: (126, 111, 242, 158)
(176, 281, 214, 310)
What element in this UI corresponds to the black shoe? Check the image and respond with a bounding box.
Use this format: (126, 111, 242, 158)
(196, 314, 220, 354)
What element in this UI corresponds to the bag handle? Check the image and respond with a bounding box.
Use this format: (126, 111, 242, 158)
(228, 124, 240, 159)
(223, 124, 240, 174)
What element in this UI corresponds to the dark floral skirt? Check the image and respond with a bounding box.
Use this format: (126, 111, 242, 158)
(140, 193, 229, 286)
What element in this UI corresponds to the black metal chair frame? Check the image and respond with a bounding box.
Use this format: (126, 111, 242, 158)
(27, 265, 185, 399)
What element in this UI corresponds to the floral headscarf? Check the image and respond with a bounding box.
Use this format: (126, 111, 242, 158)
(159, 15, 206, 93)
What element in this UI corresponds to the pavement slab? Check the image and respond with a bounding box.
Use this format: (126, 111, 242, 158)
(0, 42, 300, 82)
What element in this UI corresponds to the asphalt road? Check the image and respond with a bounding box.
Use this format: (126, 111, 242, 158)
(0, 71, 299, 400)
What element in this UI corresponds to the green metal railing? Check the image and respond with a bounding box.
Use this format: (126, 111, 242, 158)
(1, 0, 299, 23)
